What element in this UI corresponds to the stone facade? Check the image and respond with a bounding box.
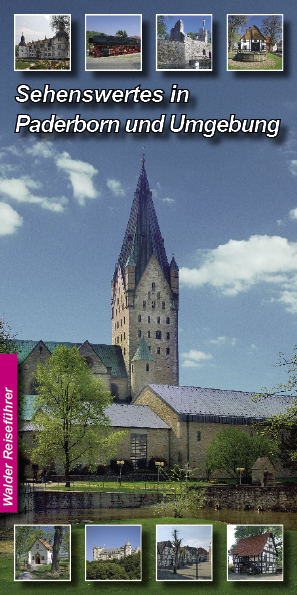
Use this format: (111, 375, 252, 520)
(112, 160, 179, 395)
(158, 19, 211, 69)
(93, 541, 140, 561)
(18, 25, 69, 60)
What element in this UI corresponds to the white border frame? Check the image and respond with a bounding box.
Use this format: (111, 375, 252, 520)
(85, 523, 142, 581)
(226, 14, 284, 72)
(156, 14, 213, 72)
(14, 524, 71, 582)
(156, 523, 213, 581)
(227, 524, 284, 582)
(14, 14, 71, 72)
(85, 14, 142, 72)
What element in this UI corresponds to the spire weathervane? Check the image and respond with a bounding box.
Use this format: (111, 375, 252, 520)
(141, 146, 145, 164)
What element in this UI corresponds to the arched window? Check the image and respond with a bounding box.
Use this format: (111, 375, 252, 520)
(157, 292, 160, 300)
(148, 331, 151, 338)
(148, 316, 150, 323)
(166, 347, 170, 355)
(138, 314, 141, 322)
(146, 364, 149, 372)
(152, 282, 155, 291)
(166, 317, 170, 324)
(138, 330, 141, 338)
(157, 316, 160, 324)
(156, 331, 161, 340)
(166, 332, 170, 340)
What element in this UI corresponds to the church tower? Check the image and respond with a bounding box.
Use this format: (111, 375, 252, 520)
(111, 154, 179, 396)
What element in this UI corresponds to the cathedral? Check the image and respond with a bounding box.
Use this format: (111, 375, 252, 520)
(18, 157, 291, 476)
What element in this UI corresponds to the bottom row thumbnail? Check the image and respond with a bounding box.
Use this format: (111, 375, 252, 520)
(13, 523, 283, 582)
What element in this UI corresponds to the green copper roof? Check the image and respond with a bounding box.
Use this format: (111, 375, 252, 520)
(115, 162, 172, 290)
(132, 337, 155, 362)
(15, 340, 127, 378)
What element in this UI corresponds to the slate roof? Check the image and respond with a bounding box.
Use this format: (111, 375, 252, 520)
(136, 384, 292, 424)
(105, 403, 170, 429)
(230, 533, 275, 557)
(20, 397, 170, 430)
(15, 339, 127, 379)
(114, 162, 171, 291)
(132, 337, 155, 361)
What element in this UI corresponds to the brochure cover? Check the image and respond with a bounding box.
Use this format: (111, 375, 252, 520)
(0, 0, 296, 592)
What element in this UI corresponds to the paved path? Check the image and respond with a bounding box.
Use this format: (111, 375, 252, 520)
(17, 570, 35, 581)
(86, 54, 141, 70)
(157, 560, 212, 581)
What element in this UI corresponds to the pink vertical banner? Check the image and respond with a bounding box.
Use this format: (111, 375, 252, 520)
(0, 354, 17, 512)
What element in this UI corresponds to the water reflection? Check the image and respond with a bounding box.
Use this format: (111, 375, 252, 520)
(1, 506, 297, 530)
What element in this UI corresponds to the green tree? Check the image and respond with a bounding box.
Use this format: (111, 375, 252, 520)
(31, 345, 126, 487)
(154, 464, 205, 518)
(228, 15, 249, 50)
(205, 427, 276, 481)
(116, 30, 128, 37)
(255, 348, 297, 471)
(157, 15, 173, 40)
(261, 15, 282, 51)
(15, 526, 47, 567)
(50, 15, 70, 49)
(0, 316, 18, 353)
(15, 45, 19, 57)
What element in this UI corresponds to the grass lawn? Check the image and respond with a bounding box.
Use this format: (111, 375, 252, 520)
(14, 61, 31, 70)
(228, 52, 282, 70)
(44, 480, 210, 492)
(1, 518, 296, 593)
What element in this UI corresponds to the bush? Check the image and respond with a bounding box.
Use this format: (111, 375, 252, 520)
(228, 564, 234, 573)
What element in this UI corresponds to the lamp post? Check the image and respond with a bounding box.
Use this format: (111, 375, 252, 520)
(117, 460, 124, 487)
(236, 467, 245, 485)
(155, 461, 164, 491)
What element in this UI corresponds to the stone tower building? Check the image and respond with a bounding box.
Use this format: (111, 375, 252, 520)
(112, 157, 179, 396)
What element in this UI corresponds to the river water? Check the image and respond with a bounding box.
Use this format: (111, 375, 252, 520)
(1, 506, 297, 530)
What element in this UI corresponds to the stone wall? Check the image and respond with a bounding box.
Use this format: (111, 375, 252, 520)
(158, 39, 211, 68)
(18, 484, 297, 512)
(203, 484, 297, 512)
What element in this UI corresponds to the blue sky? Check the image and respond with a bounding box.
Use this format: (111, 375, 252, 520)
(159, 15, 212, 37)
(85, 525, 141, 561)
(157, 525, 212, 550)
(231, 14, 283, 37)
(14, 15, 70, 45)
(2, 0, 297, 396)
(86, 15, 141, 37)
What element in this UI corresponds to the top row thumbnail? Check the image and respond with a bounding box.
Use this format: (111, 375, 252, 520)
(14, 13, 284, 72)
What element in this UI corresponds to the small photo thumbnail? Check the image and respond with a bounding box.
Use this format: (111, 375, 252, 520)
(156, 14, 212, 71)
(14, 524, 71, 581)
(227, 525, 283, 581)
(227, 15, 283, 71)
(156, 524, 212, 581)
(86, 14, 141, 71)
(85, 524, 142, 581)
(15, 14, 71, 71)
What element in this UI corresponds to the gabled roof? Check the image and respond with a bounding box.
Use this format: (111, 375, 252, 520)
(132, 337, 155, 362)
(230, 533, 275, 557)
(105, 403, 170, 429)
(30, 538, 53, 551)
(135, 384, 292, 424)
(20, 397, 170, 429)
(15, 340, 127, 379)
(114, 162, 170, 290)
(241, 25, 265, 41)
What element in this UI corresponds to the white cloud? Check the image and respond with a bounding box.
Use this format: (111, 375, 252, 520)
(289, 160, 297, 176)
(181, 349, 213, 368)
(162, 197, 175, 204)
(0, 202, 23, 235)
(209, 336, 236, 346)
(106, 179, 125, 197)
(0, 176, 66, 212)
(55, 152, 99, 205)
(289, 208, 297, 220)
(26, 141, 54, 159)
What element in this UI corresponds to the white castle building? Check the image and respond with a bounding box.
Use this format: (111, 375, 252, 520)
(18, 24, 69, 60)
(93, 541, 140, 561)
